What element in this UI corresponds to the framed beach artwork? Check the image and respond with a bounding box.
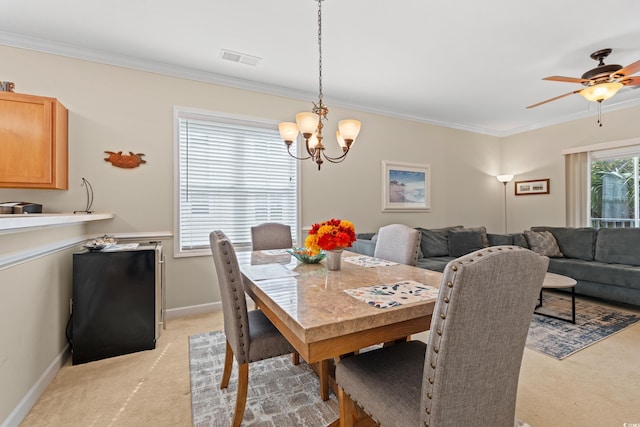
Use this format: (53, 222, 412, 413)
(381, 161, 431, 212)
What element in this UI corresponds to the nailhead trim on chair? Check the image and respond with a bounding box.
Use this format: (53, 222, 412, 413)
(423, 246, 526, 425)
(216, 231, 249, 358)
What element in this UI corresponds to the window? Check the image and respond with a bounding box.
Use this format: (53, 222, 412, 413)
(174, 108, 298, 256)
(589, 145, 640, 228)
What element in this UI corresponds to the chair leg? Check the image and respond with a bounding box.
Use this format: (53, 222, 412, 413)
(232, 363, 249, 427)
(221, 340, 234, 389)
(292, 351, 300, 365)
(338, 386, 355, 427)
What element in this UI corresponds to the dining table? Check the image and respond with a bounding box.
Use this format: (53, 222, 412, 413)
(237, 249, 442, 402)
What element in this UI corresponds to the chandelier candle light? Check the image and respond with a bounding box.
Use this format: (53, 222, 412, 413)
(278, 0, 361, 171)
(305, 218, 356, 271)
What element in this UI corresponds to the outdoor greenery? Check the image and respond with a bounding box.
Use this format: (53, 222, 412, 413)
(591, 157, 638, 227)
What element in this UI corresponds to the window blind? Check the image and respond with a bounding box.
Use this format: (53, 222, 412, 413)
(176, 110, 298, 254)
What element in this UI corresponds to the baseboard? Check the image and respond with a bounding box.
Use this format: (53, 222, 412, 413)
(1, 345, 70, 427)
(165, 301, 221, 320)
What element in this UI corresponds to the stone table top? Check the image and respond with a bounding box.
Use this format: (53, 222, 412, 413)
(238, 250, 442, 345)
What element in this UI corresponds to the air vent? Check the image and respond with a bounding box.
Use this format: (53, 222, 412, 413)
(220, 49, 261, 66)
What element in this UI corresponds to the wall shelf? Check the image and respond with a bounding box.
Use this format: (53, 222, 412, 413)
(0, 213, 114, 234)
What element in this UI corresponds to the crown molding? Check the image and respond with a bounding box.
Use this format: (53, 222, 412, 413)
(2, 30, 639, 139)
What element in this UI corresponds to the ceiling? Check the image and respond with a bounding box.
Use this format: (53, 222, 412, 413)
(1, 0, 640, 137)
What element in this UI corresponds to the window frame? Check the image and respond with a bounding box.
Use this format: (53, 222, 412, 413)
(173, 106, 301, 258)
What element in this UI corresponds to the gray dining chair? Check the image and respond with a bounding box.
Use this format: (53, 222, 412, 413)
(336, 246, 549, 427)
(373, 223, 421, 265)
(251, 222, 293, 251)
(209, 230, 297, 427)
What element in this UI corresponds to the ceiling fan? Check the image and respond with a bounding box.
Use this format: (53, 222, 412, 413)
(527, 48, 640, 109)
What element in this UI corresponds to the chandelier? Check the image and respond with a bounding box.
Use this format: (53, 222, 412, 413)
(278, 0, 361, 171)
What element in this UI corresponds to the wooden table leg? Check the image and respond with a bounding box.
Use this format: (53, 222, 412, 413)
(318, 359, 330, 401)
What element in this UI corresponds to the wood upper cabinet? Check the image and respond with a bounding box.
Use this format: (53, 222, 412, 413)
(0, 92, 68, 189)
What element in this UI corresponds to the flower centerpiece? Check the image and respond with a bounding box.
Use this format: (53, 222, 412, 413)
(305, 218, 356, 270)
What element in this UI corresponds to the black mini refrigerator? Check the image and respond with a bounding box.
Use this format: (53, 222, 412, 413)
(71, 242, 164, 365)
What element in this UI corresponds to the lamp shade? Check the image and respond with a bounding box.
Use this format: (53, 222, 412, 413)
(336, 130, 347, 149)
(579, 82, 623, 102)
(338, 120, 361, 143)
(278, 122, 299, 142)
(308, 133, 320, 149)
(296, 112, 320, 136)
(496, 174, 514, 183)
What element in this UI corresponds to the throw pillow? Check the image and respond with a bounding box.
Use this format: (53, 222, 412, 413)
(524, 230, 563, 257)
(416, 225, 463, 257)
(464, 226, 489, 247)
(448, 229, 485, 258)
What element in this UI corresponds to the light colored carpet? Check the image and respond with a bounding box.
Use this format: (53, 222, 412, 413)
(189, 331, 338, 426)
(526, 293, 640, 359)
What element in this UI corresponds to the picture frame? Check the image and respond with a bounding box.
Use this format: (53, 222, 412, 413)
(514, 178, 550, 196)
(381, 160, 431, 212)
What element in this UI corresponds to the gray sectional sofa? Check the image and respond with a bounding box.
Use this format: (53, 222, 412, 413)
(529, 226, 640, 307)
(352, 225, 640, 307)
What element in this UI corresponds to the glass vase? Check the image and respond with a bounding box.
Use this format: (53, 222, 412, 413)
(326, 249, 343, 271)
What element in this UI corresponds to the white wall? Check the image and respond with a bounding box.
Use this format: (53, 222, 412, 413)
(0, 44, 504, 313)
(501, 104, 640, 232)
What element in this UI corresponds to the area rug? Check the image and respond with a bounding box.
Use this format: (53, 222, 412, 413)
(189, 331, 338, 426)
(526, 293, 640, 360)
(190, 331, 533, 426)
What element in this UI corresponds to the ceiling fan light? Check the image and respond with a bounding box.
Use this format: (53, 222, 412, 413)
(580, 82, 623, 102)
(278, 122, 299, 142)
(296, 112, 320, 136)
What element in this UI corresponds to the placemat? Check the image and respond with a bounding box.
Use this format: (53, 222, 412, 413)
(343, 255, 399, 268)
(344, 280, 439, 308)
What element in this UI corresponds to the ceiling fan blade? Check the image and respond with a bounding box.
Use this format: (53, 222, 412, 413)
(615, 60, 640, 77)
(526, 90, 582, 109)
(622, 76, 640, 86)
(543, 75, 589, 84)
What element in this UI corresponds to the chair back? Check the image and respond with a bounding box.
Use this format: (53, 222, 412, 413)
(373, 224, 421, 265)
(251, 222, 293, 251)
(210, 230, 251, 364)
(421, 246, 548, 427)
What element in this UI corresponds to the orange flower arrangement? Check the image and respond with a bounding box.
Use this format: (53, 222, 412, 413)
(305, 218, 356, 253)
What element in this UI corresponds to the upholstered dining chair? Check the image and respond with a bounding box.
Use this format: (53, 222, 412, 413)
(209, 230, 297, 427)
(335, 246, 549, 427)
(373, 223, 421, 265)
(250, 222, 293, 251)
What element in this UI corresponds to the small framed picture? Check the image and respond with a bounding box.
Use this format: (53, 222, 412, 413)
(381, 160, 431, 212)
(515, 179, 550, 196)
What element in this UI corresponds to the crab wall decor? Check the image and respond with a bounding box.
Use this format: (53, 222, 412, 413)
(104, 151, 146, 168)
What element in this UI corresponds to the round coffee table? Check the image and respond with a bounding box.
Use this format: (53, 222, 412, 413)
(534, 272, 577, 323)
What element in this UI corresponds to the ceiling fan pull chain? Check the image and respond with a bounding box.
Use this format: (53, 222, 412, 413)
(597, 100, 603, 127)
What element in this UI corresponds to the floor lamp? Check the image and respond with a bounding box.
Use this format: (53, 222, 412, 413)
(496, 175, 514, 233)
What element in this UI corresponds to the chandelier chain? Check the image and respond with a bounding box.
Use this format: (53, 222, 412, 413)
(317, 0, 323, 107)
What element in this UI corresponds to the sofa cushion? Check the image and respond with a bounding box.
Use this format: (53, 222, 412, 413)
(512, 233, 529, 248)
(448, 229, 485, 257)
(524, 230, 563, 257)
(415, 256, 455, 273)
(487, 233, 513, 246)
(595, 228, 640, 266)
(531, 226, 595, 261)
(547, 258, 640, 291)
(463, 226, 489, 247)
(416, 226, 463, 257)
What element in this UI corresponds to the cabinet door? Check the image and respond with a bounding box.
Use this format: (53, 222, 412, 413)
(0, 92, 68, 189)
